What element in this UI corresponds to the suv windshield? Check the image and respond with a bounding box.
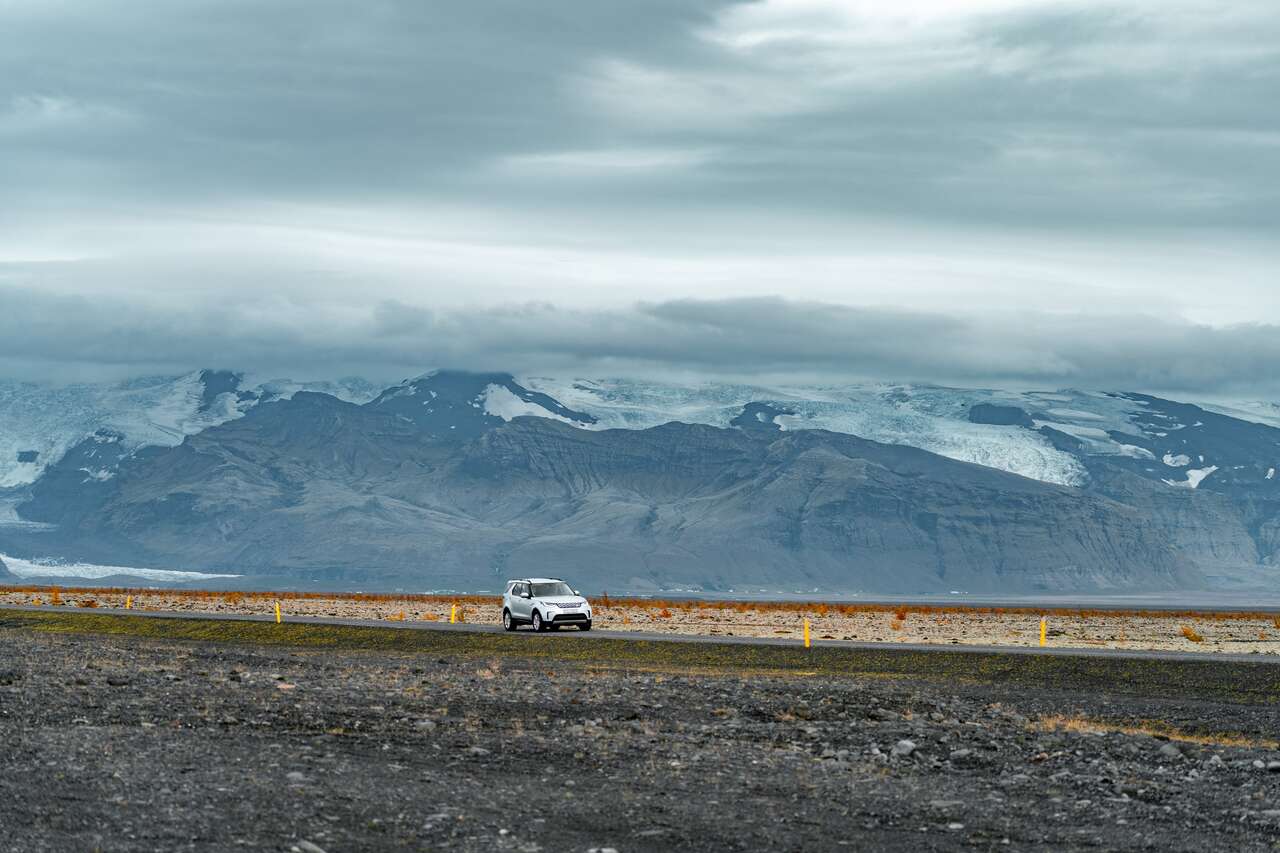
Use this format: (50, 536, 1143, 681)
(531, 582, 574, 597)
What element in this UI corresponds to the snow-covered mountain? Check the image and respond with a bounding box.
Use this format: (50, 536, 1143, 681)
(0, 370, 379, 487)
(519, 378, 1280, 497)
(5, 368, 1280, 593)
(4, 368, 1278, 501)
(9, 371, 1212, 593)
(5, 369, 1279, 499)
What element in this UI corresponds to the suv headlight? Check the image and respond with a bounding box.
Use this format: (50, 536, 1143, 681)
(542, 601, 555, 608)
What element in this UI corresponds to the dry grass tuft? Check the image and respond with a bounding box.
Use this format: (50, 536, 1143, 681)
(1180, 625, 1205, 643)
(658, 608, 673, 619)
(1035, 714, 1279, 749)
(890, 617, 904, 632)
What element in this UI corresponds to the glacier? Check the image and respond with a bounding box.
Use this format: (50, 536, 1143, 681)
(0, 371, 379, 487)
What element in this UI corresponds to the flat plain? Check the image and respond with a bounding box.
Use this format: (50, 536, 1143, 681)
(2, 610, 1280, 851)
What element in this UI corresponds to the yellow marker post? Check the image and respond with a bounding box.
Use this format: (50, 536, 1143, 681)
(450, 604, 457, 624)
(1039, 617, 1047, 647)
(804, 618, 811, 649)
(125, 595, 132, 610)
(275, 601, 282, 624)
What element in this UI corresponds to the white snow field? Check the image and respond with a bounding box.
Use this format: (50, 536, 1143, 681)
(0, 553, 238, 582)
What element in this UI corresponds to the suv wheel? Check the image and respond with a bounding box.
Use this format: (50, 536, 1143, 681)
(502, 609, 515, 631)
(579, 620, 592, 632)
(531, 611, 544, 632)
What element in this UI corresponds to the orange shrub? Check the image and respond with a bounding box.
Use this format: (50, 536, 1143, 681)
(1180, 625, 1204, 643)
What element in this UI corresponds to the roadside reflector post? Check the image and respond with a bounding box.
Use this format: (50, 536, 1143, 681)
(450, 604, 457, 624)
(125, 595, 132, 610)
(804, 618, 811, 649)
(1039, 617, 1047, 647)
(275, 601, 282, 624)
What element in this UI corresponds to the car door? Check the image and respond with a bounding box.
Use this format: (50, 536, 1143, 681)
(511, 583, 531, 621)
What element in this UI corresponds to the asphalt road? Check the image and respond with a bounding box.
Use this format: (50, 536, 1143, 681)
(2, 602, 1277, 665)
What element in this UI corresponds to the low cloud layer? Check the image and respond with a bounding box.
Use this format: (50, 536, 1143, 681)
(4, 287, 1279, 397)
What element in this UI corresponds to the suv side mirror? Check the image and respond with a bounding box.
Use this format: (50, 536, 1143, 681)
(522, 591, 532, 599)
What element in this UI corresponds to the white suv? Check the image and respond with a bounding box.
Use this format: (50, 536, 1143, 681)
(502, 578, 593, 632)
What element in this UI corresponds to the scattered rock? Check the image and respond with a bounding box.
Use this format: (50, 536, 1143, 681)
(292, 842, 327, 853)
(892, 740, 917, 758)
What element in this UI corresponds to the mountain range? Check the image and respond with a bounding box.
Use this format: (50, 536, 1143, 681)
(2, 369, 1278, 594)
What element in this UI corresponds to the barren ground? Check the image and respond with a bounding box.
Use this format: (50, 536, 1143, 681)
(2, 611, 1280, 852)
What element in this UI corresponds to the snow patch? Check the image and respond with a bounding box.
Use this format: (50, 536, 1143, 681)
(1268, 468, 1276, 481)
(1163, 453, 1192, 468)
(1163, 466, 1218, 490)
(0, 553, 239, 581)
(1033, 422, 1110, 440)
(1046, 408, 1105, 421)
(481, 384, 589, 428)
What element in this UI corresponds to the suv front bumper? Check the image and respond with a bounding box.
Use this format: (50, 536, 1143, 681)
(547, 610, 591, 624)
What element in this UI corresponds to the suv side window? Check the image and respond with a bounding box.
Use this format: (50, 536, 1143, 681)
(516, 583, 528, 597)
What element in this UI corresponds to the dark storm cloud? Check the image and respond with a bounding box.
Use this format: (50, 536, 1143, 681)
(0, 0, 726, 204)
(1, 1, 1278, 391)
(4, 286, 1279, 395)
(1, 0, 1277, 225)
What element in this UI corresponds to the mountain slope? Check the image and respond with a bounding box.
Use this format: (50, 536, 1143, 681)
(0, 370, 380, 488)
(16, 377, 1199, 594)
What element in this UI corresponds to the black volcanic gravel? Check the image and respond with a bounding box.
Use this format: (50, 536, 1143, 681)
(2, 628, 1280, 852)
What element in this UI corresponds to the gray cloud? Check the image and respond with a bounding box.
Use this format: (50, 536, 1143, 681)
(4, 286, 1280, 396)
(1, 0, 1277, 225)
(1, 1, 1278, 392)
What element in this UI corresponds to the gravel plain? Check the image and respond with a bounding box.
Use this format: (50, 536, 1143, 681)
(2, 615, 1280, 852)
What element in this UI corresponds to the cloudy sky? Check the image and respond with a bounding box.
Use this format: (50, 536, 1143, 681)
(2, 0, 1278, 391)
